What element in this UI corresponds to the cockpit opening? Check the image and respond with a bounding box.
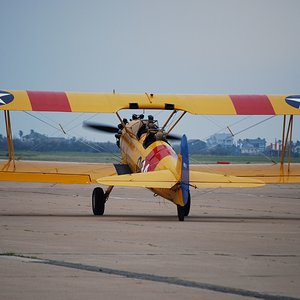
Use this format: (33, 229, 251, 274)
(115, 114, 168, 148)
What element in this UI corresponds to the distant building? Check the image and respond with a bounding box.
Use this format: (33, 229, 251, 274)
(206, 133, 233, 148)
(268, 139, 282, 152)
(238, 138, 266, 154)
(266, 139, 300, 157)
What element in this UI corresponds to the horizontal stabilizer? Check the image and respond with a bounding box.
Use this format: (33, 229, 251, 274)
(190, 171, 265, 188)
(97, 170, 177, 188)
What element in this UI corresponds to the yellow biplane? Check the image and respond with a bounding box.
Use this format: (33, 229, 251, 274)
(0, 90, 299, 220)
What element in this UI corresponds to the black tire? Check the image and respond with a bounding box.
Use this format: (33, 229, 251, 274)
(177, 192, 191, 221)
(92, 187, 105, 215)
(177, 205, 185, 221)
(184, 192, 191, 217)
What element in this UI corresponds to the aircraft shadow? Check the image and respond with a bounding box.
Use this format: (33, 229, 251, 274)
(1, 213, 299, 222)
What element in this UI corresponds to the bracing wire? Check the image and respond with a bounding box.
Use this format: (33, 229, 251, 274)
(201, 115, 223, 129)
(189, 115, 277, 164)
(21, 111, 121, 162)
(23, 111, 61, 132)
(233, 116, 275, 136)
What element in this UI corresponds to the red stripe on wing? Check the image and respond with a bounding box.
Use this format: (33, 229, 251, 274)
(230, 95, 275, 115)
(27, 91, 71, 112)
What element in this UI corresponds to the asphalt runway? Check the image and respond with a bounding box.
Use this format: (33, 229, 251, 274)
(0, 182, 300, 300)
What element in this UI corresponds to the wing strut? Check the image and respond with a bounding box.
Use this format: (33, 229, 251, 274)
(3, 110, 15, 169)
(161, 110, 177, 131)
(166, 111, 187, 135)
(280, 115, 294, 173)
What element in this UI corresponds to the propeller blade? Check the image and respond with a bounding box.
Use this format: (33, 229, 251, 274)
(83, 122, 119, 133)
(166, 133, 181, 141)
(83, 121, 181, 140)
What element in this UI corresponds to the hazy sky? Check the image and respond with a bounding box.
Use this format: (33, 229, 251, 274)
(1, 0, 299, 145)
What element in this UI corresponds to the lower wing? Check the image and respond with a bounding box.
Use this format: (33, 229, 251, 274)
(0, 160, 117, 184)
(189, 171, 264, 188)
(190, 164, 300, 184)
(0, 160, 264, 188)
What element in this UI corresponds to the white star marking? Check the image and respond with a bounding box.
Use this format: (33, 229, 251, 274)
(287, 97, 300, 103)
(0, 93, 10, 105)
(0, 93, 10, 98)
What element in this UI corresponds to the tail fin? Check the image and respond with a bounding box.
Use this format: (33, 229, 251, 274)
(180, 134, 189, 205)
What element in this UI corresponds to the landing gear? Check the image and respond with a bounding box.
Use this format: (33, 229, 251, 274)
(177, 192, 191, 221)
(92, 186, 113, 216)
(92, 187, 105, 215)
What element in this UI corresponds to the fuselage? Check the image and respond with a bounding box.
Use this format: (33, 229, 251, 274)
(118, 119, 184, 205)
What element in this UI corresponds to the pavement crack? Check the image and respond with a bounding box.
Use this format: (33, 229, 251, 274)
(2, 253, 297, 300)
(38, 259, 300, 300)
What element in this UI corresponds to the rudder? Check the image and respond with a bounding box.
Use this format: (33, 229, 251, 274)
(180, 134, 189, 205)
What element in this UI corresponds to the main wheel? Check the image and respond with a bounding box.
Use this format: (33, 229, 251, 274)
(177, 205, 185, 221)
(177, 192, 191, 221)
(92, 187, 105, 215)
(184, 192, 191, 217)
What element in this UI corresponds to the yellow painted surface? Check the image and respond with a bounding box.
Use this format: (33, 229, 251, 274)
(0, 160, 116, 184)
(0, 90, 32, 111)
(2, 90, 300, 115)
(97, 170, 177, 188)
(268, 95, 300, 115)
(190, 164, 300, 184)
(67, 92, 127, 113)
(67, 93, 238, 114)
(0, 172, 91, 184)
(190, 171, 264, 188)
(168, 95, 237, 115)
(2, 160, 299, 185)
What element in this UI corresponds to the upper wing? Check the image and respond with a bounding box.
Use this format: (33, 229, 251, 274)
(1, 90, 300, 115)
(190, 164, 300, 184)
(0, 160, 117, 184)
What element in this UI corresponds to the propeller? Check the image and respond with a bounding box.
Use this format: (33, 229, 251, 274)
(165, 133, 181, 141)
(83, 122, 119, 133)
(83, 122, 181, 140)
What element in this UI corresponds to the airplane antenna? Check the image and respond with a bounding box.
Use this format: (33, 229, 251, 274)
(145, 92, 153, 104)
